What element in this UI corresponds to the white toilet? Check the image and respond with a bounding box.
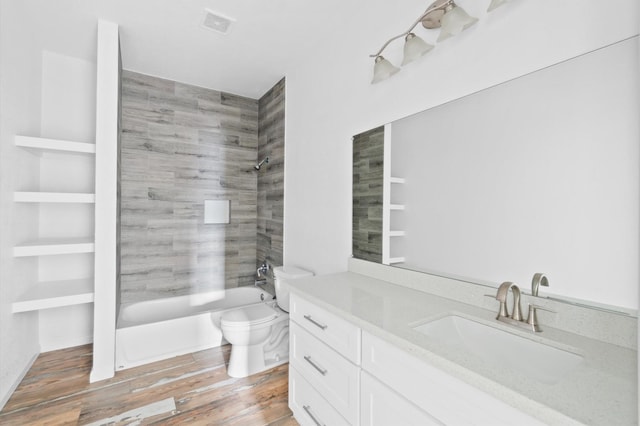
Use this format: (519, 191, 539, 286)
(221, 266, 313, 378)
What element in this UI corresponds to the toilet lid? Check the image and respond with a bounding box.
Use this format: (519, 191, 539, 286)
(221, 304, 278, 327)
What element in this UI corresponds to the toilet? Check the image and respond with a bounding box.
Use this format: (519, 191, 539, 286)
(221, 266, 313, 378)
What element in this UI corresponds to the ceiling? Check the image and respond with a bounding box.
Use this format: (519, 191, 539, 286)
(19, 0, 365, 99)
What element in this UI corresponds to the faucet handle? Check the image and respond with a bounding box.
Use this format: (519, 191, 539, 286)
(526, 303, 556, 332)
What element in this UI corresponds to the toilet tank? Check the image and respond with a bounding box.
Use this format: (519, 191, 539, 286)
(273, 266, 314, 312)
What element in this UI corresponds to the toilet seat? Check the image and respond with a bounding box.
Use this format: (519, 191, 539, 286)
(221, 303, 279, 328)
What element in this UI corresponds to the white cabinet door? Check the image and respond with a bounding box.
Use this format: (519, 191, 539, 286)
(362, 331, 545, 426)
(361, 371, 443, 426)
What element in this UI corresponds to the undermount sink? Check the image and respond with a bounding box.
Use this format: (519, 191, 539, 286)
(412, 315, 583, 385)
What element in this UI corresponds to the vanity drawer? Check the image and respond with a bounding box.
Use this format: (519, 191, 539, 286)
(290, 322, 360, 425)
(290, 293, 361, 364)
(361, 331, 545, 426)
(290, 366, 351, 426)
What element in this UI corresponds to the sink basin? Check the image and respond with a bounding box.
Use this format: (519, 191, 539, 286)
(412, 315, 583, 384)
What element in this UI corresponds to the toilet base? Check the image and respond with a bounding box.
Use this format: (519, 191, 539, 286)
(227, 342, 289, 378)
(225, 320, 290, 378)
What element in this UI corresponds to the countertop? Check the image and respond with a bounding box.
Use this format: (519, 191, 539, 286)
(289, 271, 638, 426)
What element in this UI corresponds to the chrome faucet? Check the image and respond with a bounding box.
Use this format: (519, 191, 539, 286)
(511, 284, 523, 321)
(256, 261, 269, 278)
(494, 276, 554, 332)
(495, 282, 512, 319)
(527, 273, 552, 332)
(531, 273, 549, 296)
(495, 282, 522, 321)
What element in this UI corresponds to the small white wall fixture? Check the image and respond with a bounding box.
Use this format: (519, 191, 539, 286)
(204, 200, 230, 224)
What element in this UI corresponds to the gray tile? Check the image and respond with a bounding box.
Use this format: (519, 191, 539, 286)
(120, 72, 285, 304)
(352, 126, 384, 263)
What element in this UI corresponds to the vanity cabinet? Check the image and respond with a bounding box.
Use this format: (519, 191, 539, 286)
(289, 294, 361, 425)
(289, 292, 546, 426)
(361, 331, 545, 426)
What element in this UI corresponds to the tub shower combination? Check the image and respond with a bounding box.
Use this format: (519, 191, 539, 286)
(115, 287, 271, 370)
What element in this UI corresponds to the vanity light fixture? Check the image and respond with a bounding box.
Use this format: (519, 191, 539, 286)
(370, 0, 508, 84)
(371, 56, 401, 84)
(401, 33, 434, 65)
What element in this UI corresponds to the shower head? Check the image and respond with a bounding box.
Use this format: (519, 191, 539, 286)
(254, 156, 269, 170)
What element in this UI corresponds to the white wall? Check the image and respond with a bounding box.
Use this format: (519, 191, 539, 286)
(391, 38, 639, 309)
(41, 50, 96, 143)
(283, 0, 640, 303)
(38, 51, 97, 352)
(0, 1, 43, 410)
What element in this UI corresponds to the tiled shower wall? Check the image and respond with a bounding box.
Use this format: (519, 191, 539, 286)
(257, 78, 285, 273)
(120, 71, 260, 303)
(352, 126, 384, 263)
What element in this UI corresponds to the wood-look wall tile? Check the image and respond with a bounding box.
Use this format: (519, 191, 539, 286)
(221, 92, 259, 112)
(175, 82, 222, 103)
(121, 71, 263, 303)
(256, 78, 285, 271)
(149, 91, 198, 113)
(148, 123, 198, 144)
(122, 70, 175, 93)
(352, 126, 384, 263)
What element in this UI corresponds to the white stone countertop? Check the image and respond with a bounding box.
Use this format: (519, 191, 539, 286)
(289, 271, 638, 426)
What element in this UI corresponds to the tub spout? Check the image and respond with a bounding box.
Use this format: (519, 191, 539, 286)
(257, 261, 269, 278)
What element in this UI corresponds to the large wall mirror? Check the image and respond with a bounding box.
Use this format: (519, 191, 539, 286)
(353, 37, 639, 313)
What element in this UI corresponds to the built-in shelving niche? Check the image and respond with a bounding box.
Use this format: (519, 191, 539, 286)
(12, 135, 96, 313)
(382, 124, 406, 265)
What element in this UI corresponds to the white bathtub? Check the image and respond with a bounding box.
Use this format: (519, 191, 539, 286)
(115, 287, 272, 370)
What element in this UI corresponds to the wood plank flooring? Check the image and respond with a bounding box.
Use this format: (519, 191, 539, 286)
(0, 344, 299, 425)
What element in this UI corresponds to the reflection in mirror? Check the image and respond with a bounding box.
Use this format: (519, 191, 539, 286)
(352, 37, 639, 314)
(352, 127, 384, 263)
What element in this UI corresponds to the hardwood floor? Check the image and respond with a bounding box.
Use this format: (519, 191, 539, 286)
(0, 344, 299, 425)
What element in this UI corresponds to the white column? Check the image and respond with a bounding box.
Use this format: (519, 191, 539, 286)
(91, 19, 119, 383)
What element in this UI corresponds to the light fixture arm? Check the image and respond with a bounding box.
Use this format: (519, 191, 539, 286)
(369, 0, 454, 58)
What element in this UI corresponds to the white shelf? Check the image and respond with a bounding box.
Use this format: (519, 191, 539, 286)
(15, 135, 96, 155)
(12, 279, 94, 313)
(14, 239, 95, 257)
(388, 230, 406, 237)
(390, 177, 405, 184)
(388, 257, 406, 264)
(389, 204, 405, 211)
(14, 192, 95, 203)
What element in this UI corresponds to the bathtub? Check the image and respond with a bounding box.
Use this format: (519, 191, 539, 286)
(115, 286, 272, 370)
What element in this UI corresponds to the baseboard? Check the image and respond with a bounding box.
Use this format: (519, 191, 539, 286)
(0, 351, 39, 411)
(89, 365, 115, 383)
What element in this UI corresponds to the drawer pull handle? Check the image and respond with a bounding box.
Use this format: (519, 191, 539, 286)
(304, 355, 328, 376)
(303, 405, 326, 426)
(304, 314, 328, 330)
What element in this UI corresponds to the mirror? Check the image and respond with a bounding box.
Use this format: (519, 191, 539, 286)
(353, 38, 638, 313)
